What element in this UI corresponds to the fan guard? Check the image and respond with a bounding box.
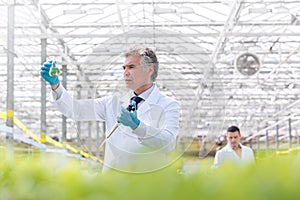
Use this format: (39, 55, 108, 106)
(235, 52, 261, 76)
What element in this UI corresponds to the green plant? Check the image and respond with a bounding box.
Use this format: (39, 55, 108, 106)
(1, 151, 299, 200)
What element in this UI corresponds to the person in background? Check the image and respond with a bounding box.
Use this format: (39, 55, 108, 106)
(212, 126, 255, 168)
(40, 46, 180, 173)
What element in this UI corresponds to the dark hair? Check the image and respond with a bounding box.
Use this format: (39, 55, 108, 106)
(227, 126, 240, 135)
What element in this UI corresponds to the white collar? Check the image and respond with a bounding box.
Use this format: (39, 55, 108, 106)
(225, 143, 243, 152)
(131, 83, 155, 100)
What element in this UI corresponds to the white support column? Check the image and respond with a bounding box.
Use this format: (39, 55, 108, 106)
(6, 0, 15, 162)
(40, 38, 47, 143)
(61, 59, 67, 141)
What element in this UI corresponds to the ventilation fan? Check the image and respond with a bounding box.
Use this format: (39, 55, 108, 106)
(234, 52, 261, 76)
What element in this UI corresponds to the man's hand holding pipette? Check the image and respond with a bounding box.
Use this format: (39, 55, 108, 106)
(117, 101, 140, 130)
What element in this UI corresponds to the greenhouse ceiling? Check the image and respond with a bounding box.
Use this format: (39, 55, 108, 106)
(1, 0, 300, 141)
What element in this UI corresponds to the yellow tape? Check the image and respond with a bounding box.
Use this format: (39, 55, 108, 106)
(7, 110, 14, 118)
(0, 111, 6, 120)
(65, 143, 79, 153)
(40, 132, 46, 143)
(276, 146, 300, 155)
(0, 110, 103, 164)
(46, 136, 63, 148)
(13, 116, 40, 141)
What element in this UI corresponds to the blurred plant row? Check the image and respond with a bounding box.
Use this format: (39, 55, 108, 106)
(0, 149, 300, 200)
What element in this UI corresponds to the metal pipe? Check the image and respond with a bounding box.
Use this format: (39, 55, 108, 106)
(289, 118, 292, 148)
(61, 60, 67, 141)
(40, 38, 47, 144)
(6, 0, 15, 162)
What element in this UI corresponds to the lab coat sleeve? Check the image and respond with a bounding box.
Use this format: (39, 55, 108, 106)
(212, 150, 222, 168)
(133, 100, 180, 152)
(49, 84, 104, 121)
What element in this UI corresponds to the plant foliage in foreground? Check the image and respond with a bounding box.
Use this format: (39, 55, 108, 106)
(0, 152, 300, 200)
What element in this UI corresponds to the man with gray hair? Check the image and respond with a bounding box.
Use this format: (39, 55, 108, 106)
(41, 46, 180, 173)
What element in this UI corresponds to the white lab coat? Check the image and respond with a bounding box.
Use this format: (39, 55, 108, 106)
(50, 84, 180, 172)
(212, 143, 255, 168)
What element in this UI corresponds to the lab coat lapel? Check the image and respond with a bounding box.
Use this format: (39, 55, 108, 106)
(137, 85, 161, 116)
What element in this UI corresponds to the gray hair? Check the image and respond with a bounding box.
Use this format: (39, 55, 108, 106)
(125, 46, 159, 82)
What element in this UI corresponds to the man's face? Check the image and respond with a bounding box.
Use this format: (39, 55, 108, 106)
(226, 131, 241, 148)
(123, 55, 153, 91)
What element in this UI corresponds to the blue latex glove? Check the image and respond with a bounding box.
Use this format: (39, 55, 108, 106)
(117, 101, 140, 130)
(40, 60, 59, 86)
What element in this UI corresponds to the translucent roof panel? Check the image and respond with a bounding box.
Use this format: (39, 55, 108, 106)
(1, 0, 300, 143)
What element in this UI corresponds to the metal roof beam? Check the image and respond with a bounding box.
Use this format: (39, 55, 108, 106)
(10, 32, 300, 39)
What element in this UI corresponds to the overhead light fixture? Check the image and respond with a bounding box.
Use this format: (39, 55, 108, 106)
(272, 6, 289, 13)
(93, 46, 109, 52)
(153, 7, 176, 14)
(248, 6, 271, 14)
(177, 7, 194, 14)
(86, 8, 104, 15)
(63, 9, 86, 15)
(155, 47, 173, 52)
(230, 45, 248, 51)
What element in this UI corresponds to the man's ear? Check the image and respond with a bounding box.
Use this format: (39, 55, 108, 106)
(148, 65, 154, 74)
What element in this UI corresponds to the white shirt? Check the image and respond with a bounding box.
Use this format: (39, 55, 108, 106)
(212, 143, 255, 168)
(50, 83, 180, 173)
(129, 83, 154, 108)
